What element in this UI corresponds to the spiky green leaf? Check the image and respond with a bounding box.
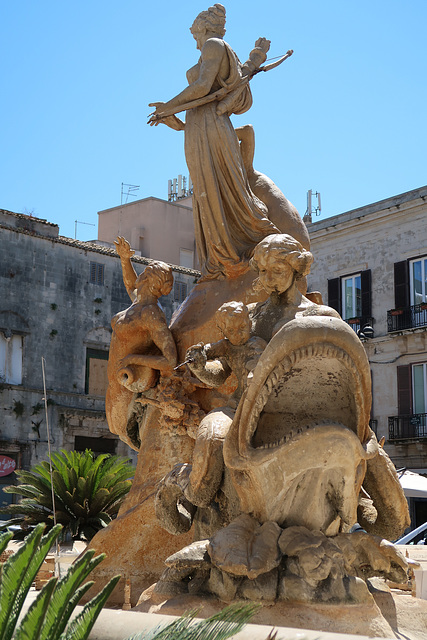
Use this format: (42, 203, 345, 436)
(14, 576, 58, 640)
(61, 574, 120, 640)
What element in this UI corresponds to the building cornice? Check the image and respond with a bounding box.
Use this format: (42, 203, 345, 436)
(0, 222, 200, 277)
(308, 186, 427, 238)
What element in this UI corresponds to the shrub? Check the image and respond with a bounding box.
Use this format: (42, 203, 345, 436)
(0, 449, 134, 540)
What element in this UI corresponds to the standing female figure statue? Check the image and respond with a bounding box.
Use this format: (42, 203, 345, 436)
(149, 4, 279, 281)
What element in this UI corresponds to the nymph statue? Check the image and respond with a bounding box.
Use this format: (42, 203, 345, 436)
(106, 237, 177, 449)
(148, 4, 279, 281)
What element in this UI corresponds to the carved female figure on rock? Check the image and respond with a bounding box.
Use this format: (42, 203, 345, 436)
(149, 4, 279, 281)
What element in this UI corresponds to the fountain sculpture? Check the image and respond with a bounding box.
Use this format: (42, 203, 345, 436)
(87, 4, 413, 628)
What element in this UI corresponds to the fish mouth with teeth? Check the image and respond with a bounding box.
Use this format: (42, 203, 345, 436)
(223, 315, 375, 535)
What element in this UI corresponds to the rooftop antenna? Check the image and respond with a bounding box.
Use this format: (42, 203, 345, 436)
(121, 183, 140, 205)
(303, 189, 321, 224)
(74, 220, 95, 240)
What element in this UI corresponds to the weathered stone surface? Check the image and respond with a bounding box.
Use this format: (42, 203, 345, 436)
(208, 514, 282, 579)
(238, 568, 279, 602)
(207, 566, 240, 602)
(165, 539, 210, 570)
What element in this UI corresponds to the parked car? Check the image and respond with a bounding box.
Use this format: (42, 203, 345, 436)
(395, 521, 427, 545)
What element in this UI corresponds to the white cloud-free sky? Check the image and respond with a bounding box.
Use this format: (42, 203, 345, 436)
(1, 0, 426, 241)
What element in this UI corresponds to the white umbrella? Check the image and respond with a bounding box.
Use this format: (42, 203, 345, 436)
(398, 470, 427, 498)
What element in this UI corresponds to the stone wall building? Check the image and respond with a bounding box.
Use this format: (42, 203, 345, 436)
(0, 209, 198, 513)
(307, 185, 427, 525)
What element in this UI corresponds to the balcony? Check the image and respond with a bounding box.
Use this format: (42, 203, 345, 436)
(345, 316, 374, 335)
(387, 303, 427, 332)
(388, 414, 427, 441)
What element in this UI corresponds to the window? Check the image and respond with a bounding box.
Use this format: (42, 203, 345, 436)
(410, 257, 427, 306)
(174, 281, 188, 304)
(389, 364, 427, 440)
(74, 436, 116, 456)
(85, 348, 108, 395)
(413, 363, 427, 415)
(328, 270, 372, 331)
(89, 262, 104, 285)
(341, 274, 362, 320)
(0, 334, 23, 385)
(388, 258, 427, 331)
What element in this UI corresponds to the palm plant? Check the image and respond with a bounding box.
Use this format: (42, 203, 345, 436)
(0, 450, 134, 540)
(126, 604, 277, 640)
(0, 523, 120, 640)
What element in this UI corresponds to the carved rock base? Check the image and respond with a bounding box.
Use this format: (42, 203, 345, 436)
(134, 588, 427, 640)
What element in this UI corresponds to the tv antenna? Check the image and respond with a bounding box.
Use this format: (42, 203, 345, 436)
(121, 183, 140, 205)
(303, 189, 321, 223)
(74, 220, 95, 239)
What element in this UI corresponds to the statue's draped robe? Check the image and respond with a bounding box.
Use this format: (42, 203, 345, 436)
(185, 41, 278, 281)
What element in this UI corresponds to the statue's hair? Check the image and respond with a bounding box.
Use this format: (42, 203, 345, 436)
(251, 234, 314, 280)
(136, 261, 174, 298)
(190, 4, 226, 37)
(215, 301, 250, 333)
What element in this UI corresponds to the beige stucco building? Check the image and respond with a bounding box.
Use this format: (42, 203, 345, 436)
(307, 186, 427, 509)
(98, 196, 197, 270)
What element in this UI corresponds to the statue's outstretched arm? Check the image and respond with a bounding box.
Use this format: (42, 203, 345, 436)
(149, 38, 224, 119)
(114, 236, 138, 300)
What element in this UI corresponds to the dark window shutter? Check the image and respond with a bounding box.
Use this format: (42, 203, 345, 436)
(394, 260, 409, 309)
(361, 269, 372, 318)
(397, 365, 412, 415)
(328, 278, 341, 314)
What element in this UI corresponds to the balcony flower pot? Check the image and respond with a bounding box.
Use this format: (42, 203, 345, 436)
(390, 310, 404, 316)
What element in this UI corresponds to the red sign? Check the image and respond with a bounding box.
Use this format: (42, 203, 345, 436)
(0, 455, 16, 477)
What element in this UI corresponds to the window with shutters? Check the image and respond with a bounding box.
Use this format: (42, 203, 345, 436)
(85, 348, 108, 395)
(174, 281, 188, 304)
(327, 270, 372, 334)
(89, 261, 104, 286)
(389, 363, 427, 440)
(410, 257, 427, 306)
(341, 274, 362, 320)
(388, 257, 427, 331)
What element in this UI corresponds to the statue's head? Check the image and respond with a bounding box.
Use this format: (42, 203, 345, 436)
(215, 301, 251, 346)
(190, 3, 226, 45)
(251, 234, 314, 296)
(135, 261, 174, 299)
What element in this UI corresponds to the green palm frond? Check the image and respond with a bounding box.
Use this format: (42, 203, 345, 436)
(0, 450, 134, 541)
(0, 523, 61, 640)
(0, 525, 120, 640)
(0, 530, 13, 556)
(14, 576, 58, 640)
(60, 574, 120, 640)
(126, 603, 262, 640)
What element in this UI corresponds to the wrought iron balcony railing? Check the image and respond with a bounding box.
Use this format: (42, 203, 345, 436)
(388, 413, 427, 441)
(345, 316, 374, 335)
(387, 303, 427, 332)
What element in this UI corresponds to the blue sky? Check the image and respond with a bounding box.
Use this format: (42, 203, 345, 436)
(1, 1, 426, 241)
